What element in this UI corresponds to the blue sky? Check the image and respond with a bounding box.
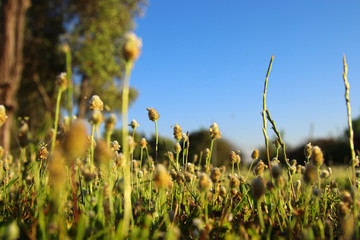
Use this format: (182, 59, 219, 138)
(126, 1, 360, 160)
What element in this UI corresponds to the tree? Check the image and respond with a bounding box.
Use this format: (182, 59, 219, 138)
(0, 0, 145, 151)
(17, 0, 67, 142)
(69, 0, 145, 118)
(0, 0, 31, 151)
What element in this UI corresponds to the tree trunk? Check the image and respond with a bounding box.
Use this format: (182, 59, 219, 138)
(0, 0, 31, 151)
(77, 75, 90, 119)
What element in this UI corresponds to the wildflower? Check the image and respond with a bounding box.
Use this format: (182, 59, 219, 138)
(56, 72, 67, 91)
(89, 95, 104, 111)
(146, 108, 159, 121)
(123, 32, 142, 62)
(311, 146, 324, 167)
(0, 105, 8, 127)
(209, 122, 221, 140)
(173, 124, 182, 141)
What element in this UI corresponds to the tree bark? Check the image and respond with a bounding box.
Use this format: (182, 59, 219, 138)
(0, 0, 31, 151)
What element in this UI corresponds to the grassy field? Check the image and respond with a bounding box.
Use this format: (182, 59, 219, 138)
(0, 35, 359, 240)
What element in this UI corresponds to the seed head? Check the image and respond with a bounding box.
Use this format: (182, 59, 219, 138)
(173, 124, 182, 141)
(271, 164, 282, 179)
(251, 149, 259, 160)
(304, 142, 312, 159)
(154, 164, 171, 188)
(130, 119, 139, 130)
(210, 167, 221, 183)
(303, 164, 318, 184)
(62, 120, 88, 159)
(123, 32, 142, 62)
(37, 144, 49, 161)
(276, 176, 286, 189)
(209, 122, 221, 140)
(0, 105, 8, 127)
(229, 151, 237, 164)
(204, 148, 210, 158)
(110, 140, 121, 152)
(56, 72, 68, 91)
(182, 133, 188, 142)
(236, 152, 241, 164)
(229, 175, 240, 189)
(187, 162, 195, 173)
(137, 170, 144, 179)
(220, 186, 227, 197)
(254, 160, 267, 176)
(48, 148, 66, 188)
(89, 95, 104, 111)
(146, 108, 159, 121)
(320, 169, 330, 179)
(311, 146, 324, 167)
(128, 136, 137, 153)
(105, 114, 117, 132)
(266, 180, 275, 192)
(174, 142, 181, 154)
(199, 173, 212, 191)
(89, 110, 103, 125)
(251, 176, 266, 200)
(94, 140, 113, 167)
(140, 138, 148, 149)
(165, 151, 174, 162)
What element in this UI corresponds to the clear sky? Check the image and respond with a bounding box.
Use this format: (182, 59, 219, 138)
(127, 1, 360, 161)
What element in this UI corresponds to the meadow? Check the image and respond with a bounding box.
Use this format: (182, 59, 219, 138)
(0, 33, 359, 240)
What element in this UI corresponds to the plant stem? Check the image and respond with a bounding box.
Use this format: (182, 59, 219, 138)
(262, 56, 274, 178)
(155, 120, 159, 161)
(51, 89, 63, 152)
(119, 61, 133, 238)
(343, 55, 356, 186)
